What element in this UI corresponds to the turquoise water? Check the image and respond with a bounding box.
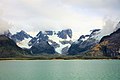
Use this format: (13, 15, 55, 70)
(0, 60, 120, 80)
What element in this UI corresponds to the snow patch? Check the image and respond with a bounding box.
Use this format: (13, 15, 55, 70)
(48, 34, 71, 54)
(17, 38, 31, 49)
(81, 36, 89, 41)
(55, 44, 71, 54)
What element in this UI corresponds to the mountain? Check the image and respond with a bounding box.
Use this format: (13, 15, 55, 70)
(29, 29, 73, 54)
(68, 29, 101, 55)
(100, 29, 120, 57)
(88, 22, 120, 57)
(90, 29, 120, 57)
(11, 30, 33, 48)
(28, 31, 55, 54)
(57, 29, 72, 39)
(0, 35, 26, 58)
(4, 29, 72, 54)
(28, 31, 49, 46)
(11, 30, 33, 42)
(30, 40, 55, 54)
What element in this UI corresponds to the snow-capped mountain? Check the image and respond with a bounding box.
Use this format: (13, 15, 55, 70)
(2, 28, 102, 54)
(78, 29, 101, 41)
(29, 29, 73, 54)
(2, 22, 120, 56)
(68, 29, 101, 55)
(3, 29, 72, 54)
(11, 30, 33, 48)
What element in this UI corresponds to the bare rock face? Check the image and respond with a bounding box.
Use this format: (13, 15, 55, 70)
(98, 28, 120, 57)
(90, 22, 120, 57)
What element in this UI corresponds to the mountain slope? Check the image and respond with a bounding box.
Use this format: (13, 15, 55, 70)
(99, 28, 120, 57)
(68, 29, 101, 55)
(11, 30, 33, 42)
(0, 35, 26, 58)
(30, 40, 55, 54)
(11, 30, 33, 48)
(89, 22, 120, 57)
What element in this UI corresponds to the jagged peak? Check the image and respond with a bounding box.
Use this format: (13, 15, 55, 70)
(17, 30, 27, 35)
(11, 30, 33, 42)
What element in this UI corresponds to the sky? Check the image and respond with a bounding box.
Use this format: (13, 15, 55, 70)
(0, 0, 120, 39)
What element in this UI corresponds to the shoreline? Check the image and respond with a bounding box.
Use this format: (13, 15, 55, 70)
(0, 55, 120, 61)
(0, 57, 119, 61)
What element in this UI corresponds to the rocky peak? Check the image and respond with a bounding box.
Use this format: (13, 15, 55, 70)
(36, 31, 48, 41)
(44, 31, 54, 35)
(57, 29, 72, 39)
(89, 29, 101, 37)
(78, 29, 101, 41)
(11, 30, 33, 42)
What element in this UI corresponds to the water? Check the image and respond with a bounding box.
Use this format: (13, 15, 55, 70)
(0, 60, 120, 80)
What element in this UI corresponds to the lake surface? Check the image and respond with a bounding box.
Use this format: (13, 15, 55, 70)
(0, 60, 120, 80)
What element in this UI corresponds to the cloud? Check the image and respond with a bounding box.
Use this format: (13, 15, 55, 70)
(0, 19, 10, 34)
(0, 0, 120, 38)
(0, 5, 10, 34)
(97, 19, 119, 40)
(61, 0, 120, 10)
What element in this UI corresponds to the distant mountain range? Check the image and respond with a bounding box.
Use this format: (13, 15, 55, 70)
(4, 29, 72, 54)
(0, 21, 120, 58)
(29, 29, 72, 54)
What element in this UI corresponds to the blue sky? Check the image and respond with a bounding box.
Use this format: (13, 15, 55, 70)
(0, 0, 120, 38)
